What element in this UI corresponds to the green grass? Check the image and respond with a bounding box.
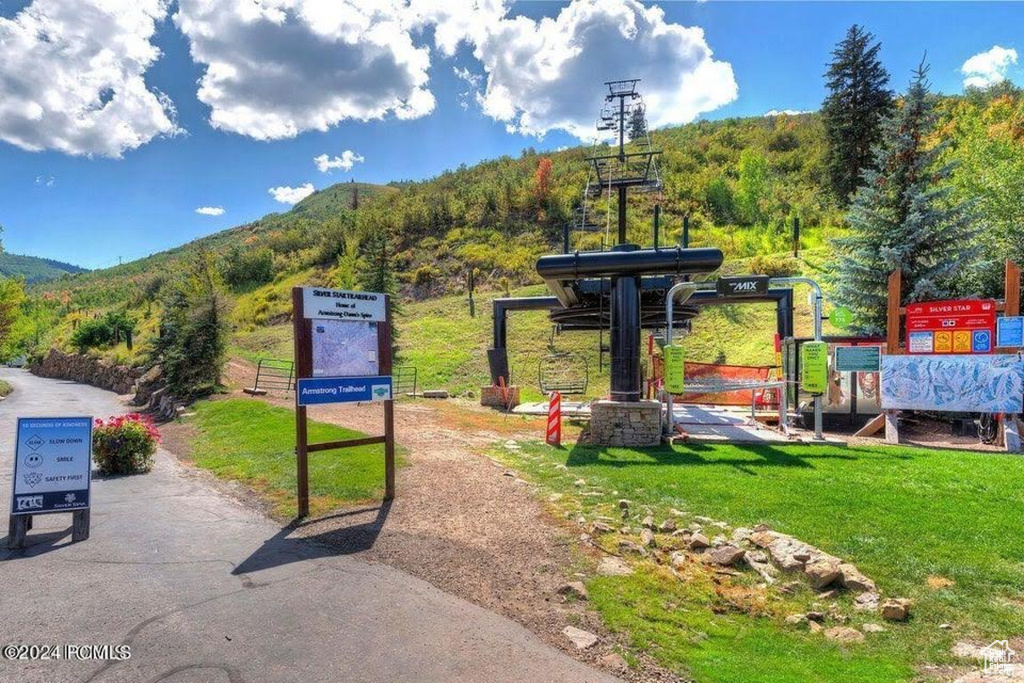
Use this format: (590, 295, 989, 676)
(0, 379, 12, 397)
(183, 398, 402, 518)
(496, 440, 1024, 682)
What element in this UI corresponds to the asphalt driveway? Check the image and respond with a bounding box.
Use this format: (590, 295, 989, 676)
(0, 369, 615, 683)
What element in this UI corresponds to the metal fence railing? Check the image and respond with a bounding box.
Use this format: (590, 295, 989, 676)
(253, 358, 295, 393)
(393, 366, 418, 397)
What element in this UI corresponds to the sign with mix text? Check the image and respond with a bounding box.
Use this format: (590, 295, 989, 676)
(301, 287, 386, 322)
(297, 376, 393, 406)
(997, 316, 1024, 348)
(905, 299, 996, 355)
(835, 345, 882, 373)
(800, 341, 828, 394)
(716, 275, 770, 298)
(11, 417, 92, 516)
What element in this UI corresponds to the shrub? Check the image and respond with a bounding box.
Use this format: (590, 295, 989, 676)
(92, 414, 160, 475)
(748, 253, 800, 278)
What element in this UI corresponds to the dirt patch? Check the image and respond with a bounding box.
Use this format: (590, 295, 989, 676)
(170, 360, 682, 682)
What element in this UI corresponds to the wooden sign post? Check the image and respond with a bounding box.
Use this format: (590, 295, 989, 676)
(292, 287, 395, 518)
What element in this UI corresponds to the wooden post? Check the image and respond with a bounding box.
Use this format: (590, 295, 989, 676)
(379, 296, 396, 500)
(71, 509, 90, 542)
(292, 287, 310, 518)
(884, 410, 899, 444)
(886, 269, 902, 355)
(1005, 260, 1020, 317)
(792, 216, 800, 258)
(8, 515, 29, 550)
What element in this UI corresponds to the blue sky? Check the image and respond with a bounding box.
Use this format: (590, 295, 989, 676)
(0, 1, 1020, 269)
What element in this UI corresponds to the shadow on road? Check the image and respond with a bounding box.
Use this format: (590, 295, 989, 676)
(233, 501, 391, 575)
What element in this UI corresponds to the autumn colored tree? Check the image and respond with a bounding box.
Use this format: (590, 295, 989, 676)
(533, 157, 553, 207)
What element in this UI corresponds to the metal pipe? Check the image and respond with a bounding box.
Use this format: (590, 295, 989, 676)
(682, 215, 690, 248)
(617, 186, 627, 244)
(489, 296, 561, 385)
(611, 275, 642, 401)
(663, 281, 714, 435)
(769, 276, 824, 440)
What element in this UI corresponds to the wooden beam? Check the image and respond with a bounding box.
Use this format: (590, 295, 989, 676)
(307, 436, 386, 453)
(854, 413, 886, 437)
(886, 269, 902, 355)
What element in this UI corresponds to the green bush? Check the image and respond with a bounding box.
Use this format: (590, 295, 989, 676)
(748, 253, 800, 277)
(70, 311, 133, 353)
(92, 414, 160, 475)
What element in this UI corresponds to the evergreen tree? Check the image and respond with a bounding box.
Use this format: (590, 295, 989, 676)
(157, 250, 229, 398)
(358, 228, 400, 358)
(822, 25, 893, 204)
(831, 62, 981, 335)
(627, 105, 647, 142)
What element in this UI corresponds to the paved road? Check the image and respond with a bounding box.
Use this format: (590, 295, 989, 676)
(0, 370, 615, 683)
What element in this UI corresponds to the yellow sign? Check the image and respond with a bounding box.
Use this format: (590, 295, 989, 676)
(953, 330, 971, 353)
(801, 341, 828, 395)
(934, 330, 952, 353)
(663, 345, 685, 394)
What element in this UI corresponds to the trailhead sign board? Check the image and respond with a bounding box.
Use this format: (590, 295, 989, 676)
(11, 417, 92, 516)
(905, 299, 996, 354)
(834, 345, 882, 373)
(293, 286, 396, 515)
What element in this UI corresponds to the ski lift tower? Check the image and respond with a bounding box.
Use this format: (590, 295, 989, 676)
(589, 79, 663, 245)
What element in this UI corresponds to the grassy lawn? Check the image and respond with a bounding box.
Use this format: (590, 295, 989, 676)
(0, 379, 12, 397)
(496, 439, 1024, 682)
(182, 398, 402, 518)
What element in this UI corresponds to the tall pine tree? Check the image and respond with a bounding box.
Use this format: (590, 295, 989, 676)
(822, 25, 893, 204)
(831, 62, 981, 335)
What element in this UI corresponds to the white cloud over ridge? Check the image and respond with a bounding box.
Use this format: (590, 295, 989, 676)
(468, 0, 738, 139)
(0, 0, 179, 157)
(174, 0, 435, 140)
(764, 109, 811, 117)
(962, 45, 1018, 89)
(195, 206, 225, 216)
(314, 150, 364, 173)
(269, 183, 315, 205)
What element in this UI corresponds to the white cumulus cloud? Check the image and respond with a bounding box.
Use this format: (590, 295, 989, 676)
(195, 206, 226, 216)
(174, 0, 435, 140)
(467, 0, 738, 139)
(962, 45, 1018, 89)
(764, 109, 811, 117)
(314, 150, 364, 173)
(269, 183, 315, 205)
(0, 0, 180, 157)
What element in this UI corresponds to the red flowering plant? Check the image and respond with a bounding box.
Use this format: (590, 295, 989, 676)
(92, 413, 161, 476)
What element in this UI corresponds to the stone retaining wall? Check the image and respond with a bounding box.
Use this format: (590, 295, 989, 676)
(590, 399, 662, 447)
(31, 349, 143, 396)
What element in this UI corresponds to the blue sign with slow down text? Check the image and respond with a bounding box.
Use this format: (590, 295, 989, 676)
(296, 376, 392, 406)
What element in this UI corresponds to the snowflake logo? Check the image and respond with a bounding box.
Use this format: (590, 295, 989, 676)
(65, 493, 77, 504)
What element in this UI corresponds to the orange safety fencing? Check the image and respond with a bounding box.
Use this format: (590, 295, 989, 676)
(650, 357, 780, 408)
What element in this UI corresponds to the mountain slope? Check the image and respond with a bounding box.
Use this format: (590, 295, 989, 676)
(0, 252, 87, 283)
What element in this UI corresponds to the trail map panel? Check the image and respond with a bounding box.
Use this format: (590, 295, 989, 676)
(11, 417, 92, 515)
(312, 320, 379, 377)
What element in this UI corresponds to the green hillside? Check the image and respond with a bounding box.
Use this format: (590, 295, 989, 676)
(0, 252, 86, 283)
(12, 87, 1023, 389)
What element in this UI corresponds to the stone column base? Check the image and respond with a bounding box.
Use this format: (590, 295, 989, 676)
(590, 399, 662, 447)
(481, 385, 520, 409)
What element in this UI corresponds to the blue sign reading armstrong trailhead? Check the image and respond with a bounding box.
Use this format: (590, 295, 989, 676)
(297, 376, 393, 406)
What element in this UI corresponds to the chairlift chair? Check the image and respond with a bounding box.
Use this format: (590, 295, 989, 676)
(538, 353, 589, 396)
